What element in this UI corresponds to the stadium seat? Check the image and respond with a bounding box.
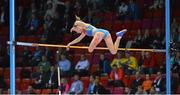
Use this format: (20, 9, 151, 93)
(112, 21, 123, 31)
(2, 90, 8, 94)
(111, 87, 124, 94)
(16, 67, 22, 78)
(52, 89, 59, 94)
(20, 79, 31, 90)
(100, 76, 109, 87)
(142, 19, 152, 29)
(176, 85, 180, 94)
(16, 78, 21, 90)
(131, 20, 141, 29)
(41, 89, 52, 94)
(5, 79, 10, 88)
(0, 68, 3, 76)
(151, 18, 161, 29)
(34, 89, 42, 94)
(153, 9, 163, 18)
(81, 77, 89, 89)
(4, 68, 10, 79)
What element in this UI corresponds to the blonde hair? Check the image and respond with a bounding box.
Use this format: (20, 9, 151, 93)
(75, 15, 81, 21)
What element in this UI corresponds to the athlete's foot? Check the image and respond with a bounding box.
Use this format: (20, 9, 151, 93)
(116, 29, 127, 37)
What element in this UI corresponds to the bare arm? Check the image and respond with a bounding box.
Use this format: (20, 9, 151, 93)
(67, 33, 86, 46)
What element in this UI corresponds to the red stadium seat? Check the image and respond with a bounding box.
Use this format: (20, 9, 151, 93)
(90, 64, 98, 74)
(142, 19, 152, 29)
(112, 21, 123, 31)
(16, 78, 21, 90)
(111, 87, 124, 94)
(176, 85, 180, 94)
(52, 89, 59, 94)
(34, 89, 42, 94)
(41, 89, 52, 94)
(143, 11, 153, 18)
(2, 90, 8, 94)
(0, 68, 3, 76)
(20, 79, 31, 90)
(131, 20, 141, 29)
(5, 79, 10, 88)
(81, 77, 89, 89)
(16, 67, 22, 78)
(4, 68, 10, 79)
(153, 9, 163, 18)
(100, 76, 109, 87)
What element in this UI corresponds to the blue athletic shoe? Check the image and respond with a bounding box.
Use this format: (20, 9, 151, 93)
(116, 29, 127, 37)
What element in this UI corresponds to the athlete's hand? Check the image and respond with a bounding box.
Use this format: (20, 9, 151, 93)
(66, 44, 71, 51)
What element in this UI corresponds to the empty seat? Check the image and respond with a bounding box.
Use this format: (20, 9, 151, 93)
(4, 68, 10, 79)
(81, 77, 89, 89)
(142, 19, 152, 29)
(5, 79, 10, 88)
(112, 21, 123, 31)
(41, 89, 52, 94)
(16, 67, 22, 78)
(16, 78, 21, 90)
(20, 79, 31, 91)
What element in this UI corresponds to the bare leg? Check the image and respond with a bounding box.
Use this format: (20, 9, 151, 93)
(88, 32, 104, 53)
(105, 29, 127, 54)
(105, 35, 121, 54)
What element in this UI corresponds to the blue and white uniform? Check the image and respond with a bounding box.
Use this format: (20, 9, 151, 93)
(85, 25, 110, 39)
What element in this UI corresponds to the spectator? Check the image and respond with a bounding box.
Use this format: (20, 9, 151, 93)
(21, 47, 31, 66)
(141, 29, 153, 48)
(127, 0, 140, 20)
(172, 52, 180, 74)
(142, 74, 153, 92)
(117, 2, 128, 20)
(121, 51, 138, 75)
(128, 29, 142, 48)
(153, 71, 166, 93)
(131, 71, 143, 93)
(152, 28, 164, 49)
(124, 87, 132, 94)
(93, 76, 110, 94)
(26, 86, 35, 94)
(38, 55, 51, 73)
(46, 66, 58, 89)
(111, 51, 124, 68)
(44, 0, 65, 20)
(149, 0, 164, 10)
(141, 52, 157, 74)
(174, 25, 180, 42)
(60, 78, 70, 94)
(149, 87, 157, 94)
(69, 74, 83, 94)
(0, 76, 6, 89)
(109, 64, 124, 87)
(99, 54, 111, 75)
(15, 6, 26, 34)
(57, 53, 71, 77)
(25, 13, 39, 34)
(75, 54, 90, 76)
(44, 47, 53, 61)
(171, 18, 178, 41)
(32, 66, 49, 89)
(0, 44, 5, 67)
(31, 47, 42, 65)
(0, 6, 5, 28)
(135, 85, 147, 94)
(87, 75, 95, 94)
